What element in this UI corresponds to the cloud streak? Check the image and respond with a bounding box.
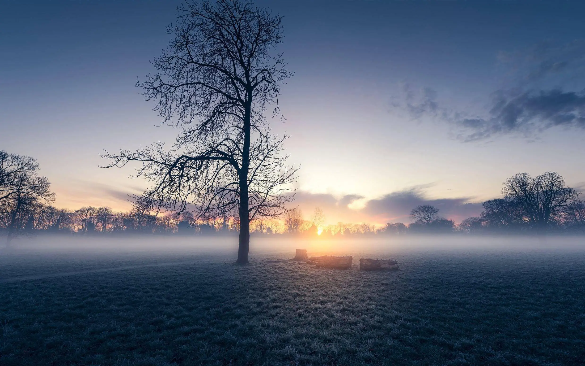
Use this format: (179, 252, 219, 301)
(497, 39, 585, 84)
(393, 40, 585, 141)
(288, 187, 482, 225)
(362, 187, 482, 223)
(92, 183, 484, 225)
(458, 89, 585, 141)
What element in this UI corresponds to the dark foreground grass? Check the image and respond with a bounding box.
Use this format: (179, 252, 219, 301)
(1, 250, 585, 365)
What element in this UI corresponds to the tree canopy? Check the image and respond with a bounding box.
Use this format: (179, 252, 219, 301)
(0, 151, 54, 245)
(502, 172, 579, 230)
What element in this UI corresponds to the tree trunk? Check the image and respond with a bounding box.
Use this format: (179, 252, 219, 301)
(237, 174, 250, 264)
(237, 210, 250, 264)
(236, 98, 252, 265)
(6, 195, 22, 248)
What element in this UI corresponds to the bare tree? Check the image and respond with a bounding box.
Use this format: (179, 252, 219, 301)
(103, 0, 296, 263)
(561, 200, 585, 231)
(75, 207, 98, 233)
(0, 152, 54, 246)
(95, 207, 113, 233)
(410, 205, 439, 225)
(382, 222, 407, 235)
(458, 217, 484, 234)
(284, 207, 303, 234)
(480, 198, 524, 231)
(311, 207, 325, 232)
(1, 151, 39, 203)
(502, 172, 579, 231)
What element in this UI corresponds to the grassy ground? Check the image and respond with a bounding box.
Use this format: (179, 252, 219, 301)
(1, 248, 585, 365)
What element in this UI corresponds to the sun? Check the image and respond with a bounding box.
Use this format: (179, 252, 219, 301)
(317, 227, 323, 235)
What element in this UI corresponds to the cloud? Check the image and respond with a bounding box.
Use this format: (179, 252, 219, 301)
(101, 187, 137, 204)
(396, 86, 585, 142)
(455, 89, 585, 141)
(391, 84, 452, 121)
(60, 181, 485, 224)
(401, 84, 439, 119)
(393, 40, 585, 141)
(286, 192, 367, 224)
(362, 187, 482, 224)
(288, 187, 483, 225)
(390, 40, 585, 141)
(497, 39, 585, 84)
(55, 181, 145, 211)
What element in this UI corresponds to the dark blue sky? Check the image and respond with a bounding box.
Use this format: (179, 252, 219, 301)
(2, 0, 585, 224)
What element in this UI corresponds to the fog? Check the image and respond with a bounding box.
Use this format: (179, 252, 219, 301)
(2, 234, 585, 260)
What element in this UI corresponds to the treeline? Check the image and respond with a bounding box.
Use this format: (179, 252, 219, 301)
(278, 172, 585, 236)
(2, 150, 585, 242)
(416, 172, 585, 235)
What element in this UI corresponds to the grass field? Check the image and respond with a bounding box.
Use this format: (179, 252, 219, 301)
(1, 238, 585, 365)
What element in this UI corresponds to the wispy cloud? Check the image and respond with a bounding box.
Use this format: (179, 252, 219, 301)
(289, 187, 482, 225)
(77, 184, 484, 224)
(362, 187, 482, 223)
(393, 40, 585, 141)
(457, 89, 585, 141)
(497, 39, 585, 85)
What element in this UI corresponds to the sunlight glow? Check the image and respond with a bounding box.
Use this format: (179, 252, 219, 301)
(317, 227, 323, 235)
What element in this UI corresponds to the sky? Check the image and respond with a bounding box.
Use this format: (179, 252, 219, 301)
(2, 0, 585, 225)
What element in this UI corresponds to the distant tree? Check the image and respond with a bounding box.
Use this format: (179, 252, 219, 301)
(197, 219, 216, 235)
(26, 205, 72, 233)
(502, 172, 579, 231)
(95, 207, 113, 233)
(0, 151, 8, 193)
(75, 207, 98, 233)
(122, 213, 138, 232)
(357, 223, 375, 235)
(155, 214, 176, 234)
(480, 199, 524, 231)
(311, 207, 325, 229)
(253, 218, 270, 234)
(177, 220, 193, 234)
(304, 207, 326, 235)
(458, 217, 484, 234)
(427, 218, 455, 233)
(128, 208, 157, 234)
(0, 152, 54, 246)
(410, 205, 439, 225)
(284, 208, 303, 234)
(560, 200, 585, 231)
(176, 211, 195, 235)
(47, 207, 74, 232)
(110, 213, 127, 232)
(382, 222, 407, 235)
(104, 0, 296, 264)
(1, 151, 41, 203)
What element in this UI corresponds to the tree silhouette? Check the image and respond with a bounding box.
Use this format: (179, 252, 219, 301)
(75, 207, 98, 233)
(382, 222, 407, 235)
(458, 217, 484, 234)
(284, 208, 303, 234)
(410, 205, 439, 225)
(0, 152, 54, 246)
(502, 172, 579, 231)
(311, 207, 325, 231)
(561, 200, 585, 231)
(95, 207, 113, 232)
(104, 0, 296, 263)
(480, 199, 523, 231)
